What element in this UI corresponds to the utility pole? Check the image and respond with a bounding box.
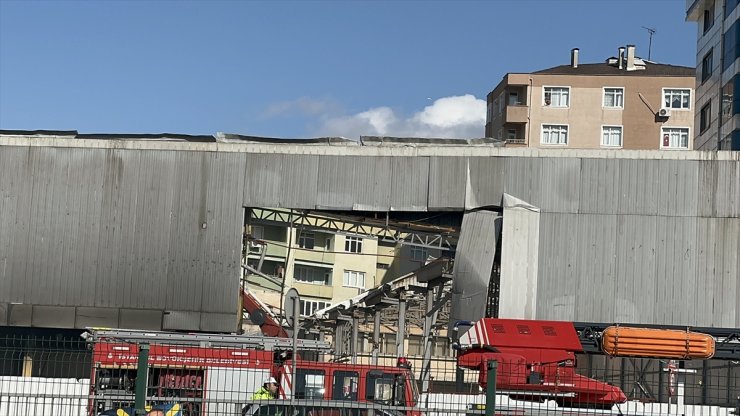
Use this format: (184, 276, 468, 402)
(642, 26, 656, 61)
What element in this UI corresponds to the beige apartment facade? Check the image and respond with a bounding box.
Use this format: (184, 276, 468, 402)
(244, 210, 440, 318)
(486, 47, 696, 150)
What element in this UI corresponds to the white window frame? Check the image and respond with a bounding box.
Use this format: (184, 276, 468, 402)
(602, 87, 624, 109)
(543, 86, 570, 107)
(300, 299, 331, 316)
(601, 125, 623, 148)
(294, 265, 330, 285)
(541, 124, 569, 145)
(344, 236, 363, 253)
(660, 127, 691, 150)
(343, 270, 366, 289)
(662, 88, 692, 110)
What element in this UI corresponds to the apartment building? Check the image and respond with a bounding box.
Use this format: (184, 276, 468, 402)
(485, 46, 696, 150)
(686, 0, 740, 150)
(244, 210, 440, 318)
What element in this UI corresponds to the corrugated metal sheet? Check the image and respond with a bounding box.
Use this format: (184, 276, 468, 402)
(698, 160, 740, 218)
(498, 195, 540, 319)
(695, 217, 740, 327)
(578, 159, 622, 214)
(449, 210, 501, 327)
(316, 156, 392, 210)
(2, 137, 739, 331)
(428, 157, 466, 210)
(389, 157, 429, 211)
(465, 157, 505, 209)
(535, 213, 736, 327)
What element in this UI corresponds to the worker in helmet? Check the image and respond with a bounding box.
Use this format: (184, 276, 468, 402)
(252, 377, 279, 400)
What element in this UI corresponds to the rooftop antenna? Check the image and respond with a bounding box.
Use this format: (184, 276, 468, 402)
(642, 26, 656, 60)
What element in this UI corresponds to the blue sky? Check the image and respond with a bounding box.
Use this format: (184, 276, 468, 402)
(0, 0, 697, 139)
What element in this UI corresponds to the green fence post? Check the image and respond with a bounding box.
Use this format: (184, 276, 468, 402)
(485, 360, 497, 416)
(135, 344, 150, 415)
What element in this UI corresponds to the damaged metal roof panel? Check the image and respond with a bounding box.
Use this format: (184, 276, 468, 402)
(449, 210, 501, 329)
(465, 157, 506, 209)
(218, 132, 356, 145)
(360, 136, 503, 146)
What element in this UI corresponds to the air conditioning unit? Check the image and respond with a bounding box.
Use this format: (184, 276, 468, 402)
(659, 108, 671, 118)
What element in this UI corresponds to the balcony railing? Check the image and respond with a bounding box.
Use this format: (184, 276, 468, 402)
(505, 137, 526, 145)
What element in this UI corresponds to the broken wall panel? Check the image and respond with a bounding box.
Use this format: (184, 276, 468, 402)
(497, 194, 540, 320)
(449, 210, 501, 329)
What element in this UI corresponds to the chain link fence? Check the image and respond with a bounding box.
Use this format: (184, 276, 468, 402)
(0, 331, 738, 416)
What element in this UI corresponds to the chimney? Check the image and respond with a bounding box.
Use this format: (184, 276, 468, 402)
(626, 44, 636, 71)
(618, 47, 625, 70)
(571, 48, 579, 68)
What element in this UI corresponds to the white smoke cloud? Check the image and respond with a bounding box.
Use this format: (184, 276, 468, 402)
(317, 94, 486, 139)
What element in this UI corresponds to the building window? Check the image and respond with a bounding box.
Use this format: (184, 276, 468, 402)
(294, 265, 330, 285)
(722, 20, 738, 72)
(725, 0, 739, 19)
(603, 88, 624, 108)
(508, 92, 519, 105)
(601, 126, 623, 147)
(507, 129, 517, 140)
(541, 124, 568, 145)
(300, 299, 331, 316)
(721, 78, 734, 126)
(661, 127, 690, 149)
(297, 232, 315, 249)
(663, 89, 691, 109)
(543, 87, 569, 107)
(343, 270, 365, 288)
(410, 246, 428, 262)
(703, 3, 715, 33)
(344, 236, 363, 253)
(702, 49, 714, 83)
(700, 102, 712, 133)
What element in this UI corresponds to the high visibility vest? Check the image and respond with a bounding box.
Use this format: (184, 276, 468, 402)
(251, 387, 275, 400)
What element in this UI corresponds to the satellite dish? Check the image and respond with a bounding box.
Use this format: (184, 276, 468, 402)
(284, 288, 300, 329)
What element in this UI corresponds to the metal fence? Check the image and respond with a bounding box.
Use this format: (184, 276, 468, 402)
(0, 331, 738, 416)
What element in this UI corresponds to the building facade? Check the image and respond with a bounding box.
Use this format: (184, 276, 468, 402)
(244, 210, 440, 318)
(686, 0, 740, 150)
(485, 46, 696, 150)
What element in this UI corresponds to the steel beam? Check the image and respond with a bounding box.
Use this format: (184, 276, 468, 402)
(396, 295, 406, 358)
(372, 310, 381, 365)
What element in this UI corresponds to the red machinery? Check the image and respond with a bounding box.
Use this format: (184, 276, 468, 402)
(241, 288, 290, 338)
(456, 318, 627, 407)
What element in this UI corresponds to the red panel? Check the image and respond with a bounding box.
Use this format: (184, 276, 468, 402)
(476, 318, 583, 352)
(93, 343, 274, 369)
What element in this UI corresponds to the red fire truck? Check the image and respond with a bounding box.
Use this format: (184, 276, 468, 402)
(88, 329, 419, 416)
